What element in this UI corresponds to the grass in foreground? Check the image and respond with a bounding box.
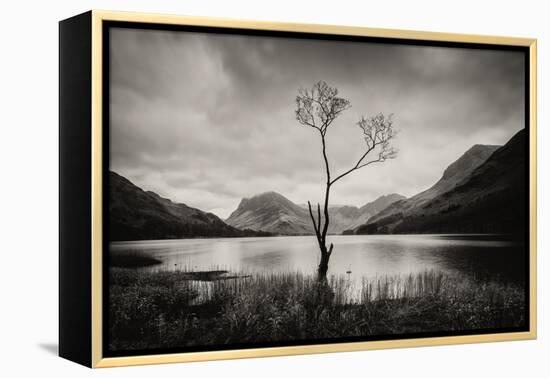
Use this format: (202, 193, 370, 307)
(108, 269, 525, 351)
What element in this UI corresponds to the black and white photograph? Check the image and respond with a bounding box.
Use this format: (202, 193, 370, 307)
(106, 24, 529, 354)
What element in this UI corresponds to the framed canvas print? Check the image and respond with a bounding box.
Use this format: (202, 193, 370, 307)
(59, 10, 537, 368)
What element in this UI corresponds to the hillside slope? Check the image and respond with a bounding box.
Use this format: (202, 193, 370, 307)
(226, 192, 313, 235)
(109, 171, 244, 241)
(357, 130, 526, 234)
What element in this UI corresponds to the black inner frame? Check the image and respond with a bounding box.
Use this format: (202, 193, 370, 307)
(102, 20, 531, 358)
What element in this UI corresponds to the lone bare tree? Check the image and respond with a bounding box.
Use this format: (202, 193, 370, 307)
(295, 81, 398, 282)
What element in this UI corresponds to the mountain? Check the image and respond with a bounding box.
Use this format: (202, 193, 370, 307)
(109, 171, 247, 241)
(356, 130, 525, 235)
(226, 191, 405, 235)
(348, 193, 406, 230)
(226, 192, 313, 235)
(366, 144, 500, 228)
(356, 143, 500, 233)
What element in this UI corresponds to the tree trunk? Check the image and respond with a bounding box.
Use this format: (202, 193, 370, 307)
(317, 242, 333, 282)
(309, 133, 335, 282)
(317, 179, 332, 281)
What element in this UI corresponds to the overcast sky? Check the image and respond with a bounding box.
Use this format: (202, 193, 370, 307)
(109, 27, 525, 219)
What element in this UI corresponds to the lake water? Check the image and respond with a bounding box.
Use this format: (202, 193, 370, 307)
(110, 234, 526, 285)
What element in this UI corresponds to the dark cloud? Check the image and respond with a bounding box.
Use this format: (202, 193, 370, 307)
(109, 27, 525, 218)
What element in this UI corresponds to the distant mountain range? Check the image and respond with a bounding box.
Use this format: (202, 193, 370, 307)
(109, 129, 526, 240)
(225, 192, 404, 235)
(353, 129, 526, 235)
(109, 171, 271, 241)
(345, 194, 407, 230)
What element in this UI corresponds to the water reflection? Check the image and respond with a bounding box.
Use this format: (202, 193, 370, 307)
(110, 234, 526, 287)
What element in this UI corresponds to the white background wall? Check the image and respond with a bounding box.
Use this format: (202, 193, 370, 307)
(0, 0, 547, 376)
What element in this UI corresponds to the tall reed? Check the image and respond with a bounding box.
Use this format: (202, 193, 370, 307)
(108, 267, 525, 351)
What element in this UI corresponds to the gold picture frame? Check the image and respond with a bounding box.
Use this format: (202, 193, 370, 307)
(59, 10, 537, 368)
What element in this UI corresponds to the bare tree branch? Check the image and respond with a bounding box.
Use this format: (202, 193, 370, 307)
(317, 202, 322, 234)
(307, 201, 319, 236)
(295, 81, 351, 135)
(330, 113, 398, 185)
